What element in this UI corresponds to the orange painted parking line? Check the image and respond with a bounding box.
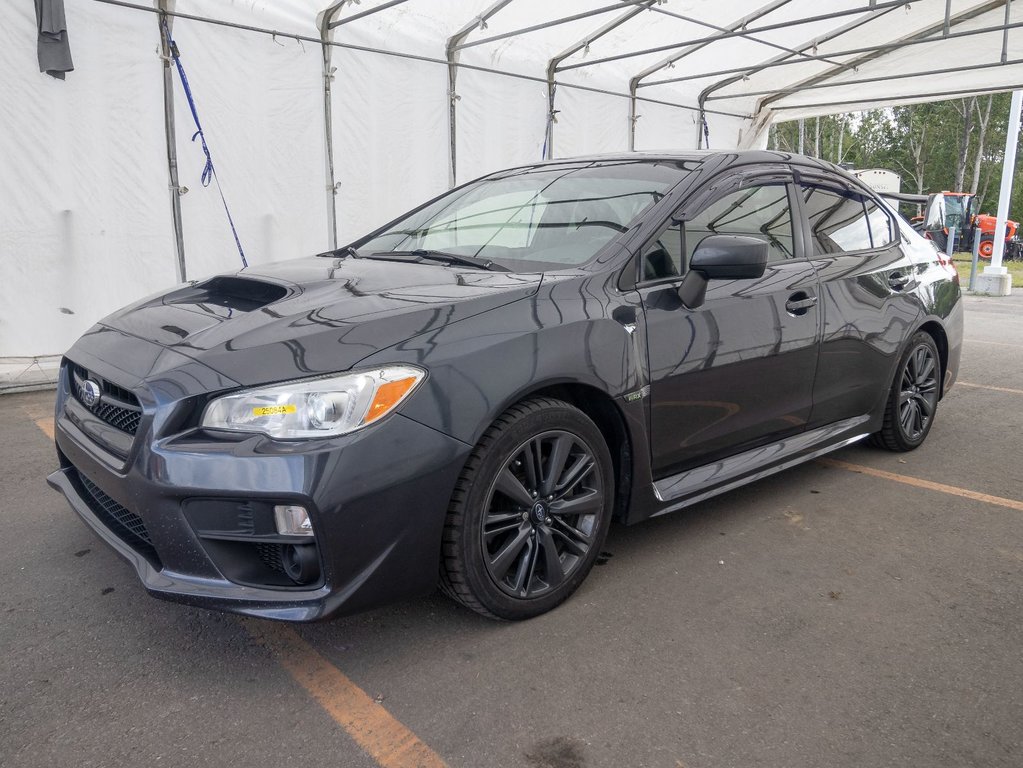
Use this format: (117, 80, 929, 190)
(242, 619, 447, 768)
(818, 458, 1023, 513)
(34, 417, 54, 440)
(957, 381, 1023, 396)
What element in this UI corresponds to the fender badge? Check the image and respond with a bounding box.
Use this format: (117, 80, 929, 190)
(623, 385, 650, 403)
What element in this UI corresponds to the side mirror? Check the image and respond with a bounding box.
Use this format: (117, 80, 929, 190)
(678, 235, 769, 309)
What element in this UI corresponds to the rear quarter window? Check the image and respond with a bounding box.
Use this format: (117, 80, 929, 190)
(801, 185, 872, 254)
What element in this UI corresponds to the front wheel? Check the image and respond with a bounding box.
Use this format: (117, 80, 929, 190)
(440, 397, 614, 620)
(871, 332, 941, 452)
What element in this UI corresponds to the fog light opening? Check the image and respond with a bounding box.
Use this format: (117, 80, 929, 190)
(282, 543, 320, 585)
(274, 504, 313, 537)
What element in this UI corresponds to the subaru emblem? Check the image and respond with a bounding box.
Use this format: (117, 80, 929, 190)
(81, 379, 101, 408)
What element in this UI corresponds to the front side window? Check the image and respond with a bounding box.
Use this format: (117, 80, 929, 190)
(643, 182, 795, 282)
(358, 161, 692, 271)
(801, 186, 872, 254)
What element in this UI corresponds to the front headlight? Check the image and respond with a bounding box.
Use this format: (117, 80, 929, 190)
(201, 365, 426, 439)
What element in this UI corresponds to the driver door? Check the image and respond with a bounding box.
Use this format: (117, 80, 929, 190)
(637, 172, 822, 478)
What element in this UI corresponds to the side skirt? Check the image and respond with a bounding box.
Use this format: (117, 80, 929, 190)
(650, 415, 871, 518)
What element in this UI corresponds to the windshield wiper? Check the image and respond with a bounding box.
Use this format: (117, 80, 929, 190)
(366, 249, 509, 272)
(315, 245, 360, 258)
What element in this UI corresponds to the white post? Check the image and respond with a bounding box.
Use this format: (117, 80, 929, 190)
(977, 89, 1021, 295)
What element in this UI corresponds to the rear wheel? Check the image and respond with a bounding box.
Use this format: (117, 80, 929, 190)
(440, 397, 614, 620)
(871, 332, 941, 452)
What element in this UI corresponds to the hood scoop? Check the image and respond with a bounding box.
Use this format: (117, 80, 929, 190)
(166, 276, 290, 314)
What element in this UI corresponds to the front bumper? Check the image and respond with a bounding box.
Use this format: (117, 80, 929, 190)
(48, 364, 471, 622)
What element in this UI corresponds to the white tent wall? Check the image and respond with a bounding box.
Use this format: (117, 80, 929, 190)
(633, 99, 700, 150)
(331, 48, 450, 237)
(553, 87, 632, 157)
(166, 18, 328, 279)
(0, 1, 175, 377)
(455, 68, 547, 183)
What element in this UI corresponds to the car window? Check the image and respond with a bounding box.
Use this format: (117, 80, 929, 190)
(686, 184, 795, 264)
(864, 197, 893, 248)
(358, 161, 693, 270)
(424, 190, 548, 250)
(641, 222, 684, 281)
(642, 183, 795, 282)
(801, 186, 872, 254)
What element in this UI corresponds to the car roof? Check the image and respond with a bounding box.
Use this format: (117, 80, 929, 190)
(504, 149, 855, 181)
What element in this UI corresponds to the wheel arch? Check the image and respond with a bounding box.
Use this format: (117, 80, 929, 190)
(500, 382, 634, 524)
(917, 319, 949, 398)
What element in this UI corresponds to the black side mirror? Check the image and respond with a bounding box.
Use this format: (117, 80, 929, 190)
(678, 235, 769, 309)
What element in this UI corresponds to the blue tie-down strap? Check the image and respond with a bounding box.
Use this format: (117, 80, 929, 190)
(161, 17, 248, 269)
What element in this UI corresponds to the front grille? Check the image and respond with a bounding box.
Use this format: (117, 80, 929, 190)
(69, 363, 142, 436)
(74, 470, 162, 568)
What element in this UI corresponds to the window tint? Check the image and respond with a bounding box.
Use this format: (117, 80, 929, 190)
(864, 198, 893, 248)
(801, 186, 872, 254)
(642, 222, 684, 281)
(642, 183, 795, 281)
(359, 161, 690, 270)
(685, 184, 795, 264)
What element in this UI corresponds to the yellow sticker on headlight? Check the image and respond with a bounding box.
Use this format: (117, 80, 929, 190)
(252, 404, 296, 416)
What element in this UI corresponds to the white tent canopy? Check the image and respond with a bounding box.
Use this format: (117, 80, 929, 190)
(2, 0, 1021, 387)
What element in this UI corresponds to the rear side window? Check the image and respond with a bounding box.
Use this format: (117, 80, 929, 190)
(801, 186, 872, 254)
(864, 198, 893, 248)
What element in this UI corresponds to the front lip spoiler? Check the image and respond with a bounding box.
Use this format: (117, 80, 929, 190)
(47, 467, 333, 622)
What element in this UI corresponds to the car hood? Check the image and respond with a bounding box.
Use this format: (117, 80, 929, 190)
(99, 256, 542, 387)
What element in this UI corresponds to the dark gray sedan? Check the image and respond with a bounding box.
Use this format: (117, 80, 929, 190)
(48, 151, 962, 621)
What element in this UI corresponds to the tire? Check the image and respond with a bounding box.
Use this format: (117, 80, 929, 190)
(979, 235, 995, 259)
(871, 332, 941, 452)
(439, 397, 614, 620)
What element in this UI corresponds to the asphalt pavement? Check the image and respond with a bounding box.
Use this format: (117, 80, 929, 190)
(1, 293, 1021, 768)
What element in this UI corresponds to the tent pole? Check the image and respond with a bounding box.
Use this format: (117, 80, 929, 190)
(628, 79, 638, 151)
(978, 89, 1020, 296)
(158, 3, 187, 283)
(319, 2, 344, 250)
(563, 1, 909, 72)
(652, 12, 1016, 89)
(756, 0, 1006, 113)
(445, 1, 515, 187)
(707, 57, 1023, 102)
(544, 1, 656, 159)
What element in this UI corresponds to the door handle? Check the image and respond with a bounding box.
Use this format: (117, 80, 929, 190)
(785, 293, 818, 315)
(888, 272, 912, 290)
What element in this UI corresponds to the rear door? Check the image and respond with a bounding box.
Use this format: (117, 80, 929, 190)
(795, 177, 923, 428)
(637, 169, 822, 478)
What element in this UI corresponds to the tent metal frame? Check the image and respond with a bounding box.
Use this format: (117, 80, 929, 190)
(559, 1, 914, 72)
(91, 0, 1023, 253)
(700, 0, 1014, 145)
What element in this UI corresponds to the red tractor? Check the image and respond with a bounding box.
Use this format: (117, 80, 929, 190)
(917, 191, 1023, 259)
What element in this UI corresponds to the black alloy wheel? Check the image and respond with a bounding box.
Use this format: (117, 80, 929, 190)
(873, 332, 941, 451)
(440, 397, 614, 620)
(482, 430, 602, 599)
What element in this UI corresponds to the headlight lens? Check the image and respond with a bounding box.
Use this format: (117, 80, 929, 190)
(201, 366, 425, 439)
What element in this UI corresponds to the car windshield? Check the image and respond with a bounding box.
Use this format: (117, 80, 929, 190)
(356, 160, 693, 271)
